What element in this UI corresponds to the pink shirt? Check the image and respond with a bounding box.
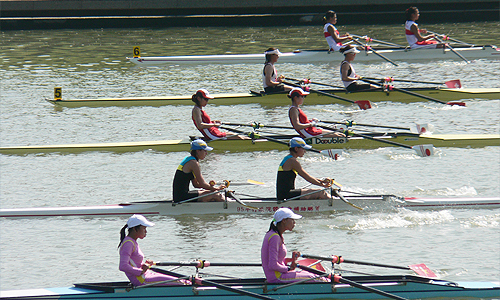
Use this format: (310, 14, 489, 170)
(261, 230, 289, 282)
(119, 237, 146, 285)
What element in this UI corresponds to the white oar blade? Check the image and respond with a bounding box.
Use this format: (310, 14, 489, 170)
(320, 149, 343, 160)
(411, 144, 435, 157)
(410, 123, 435, 134)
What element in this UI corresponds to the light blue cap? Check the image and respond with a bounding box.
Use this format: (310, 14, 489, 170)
(191, 139, 213, 151)
(289, 137, 312, 149)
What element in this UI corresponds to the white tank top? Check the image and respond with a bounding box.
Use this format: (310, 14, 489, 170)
(340, 61, 356, 88)
(405, 20, 418, 47)
(324, 23, 342, 51)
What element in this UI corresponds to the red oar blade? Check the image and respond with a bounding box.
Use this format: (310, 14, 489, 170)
(409, 264, 438, 278)
(355, 100, 372, 110)
(411, 144, 435, 157)
(447, 101, 466, 106)
(444, 79, 462, 89)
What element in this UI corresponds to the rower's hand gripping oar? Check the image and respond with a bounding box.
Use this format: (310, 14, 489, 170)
(151, 267, 274, 300)
(282, 80, 372, 110)
(301, 254, 437, 278)
(296, 264, 409, 300)
(219, 125, 343, 160)
(360, 78, 466, 107)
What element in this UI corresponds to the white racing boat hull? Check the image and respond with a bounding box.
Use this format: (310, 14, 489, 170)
(1, 196, 499, 218)
(127, 46, 499, 66)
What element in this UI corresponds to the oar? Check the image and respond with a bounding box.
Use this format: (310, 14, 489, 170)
(315, 123, 433, 157)
(351, 38, 399, 66)
(227, 191, 261, 210)
(301, 254, 437, 278)
(331, 188, 363, 210)
(151, 267, 274, 300)
(433, 35, 470, 63)
(360, 78, 466, 107)
(296, 264, 409, 300)
(284, 77, 344, 89)
(427, 31, 474, 46)
(319, 119, 433, 134)
(155, 260, 261, 268)
(219, 125, 343, 160)
(283, 81, 372, 110)
(211, 179, 265, 186)
(362, 76, 448, 85)
(223, 121, 294, 130)
(351, 34, 405, 48)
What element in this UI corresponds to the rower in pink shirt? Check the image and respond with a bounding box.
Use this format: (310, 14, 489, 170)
(118, 214, 189, 286)
(261, 208, 329, 283)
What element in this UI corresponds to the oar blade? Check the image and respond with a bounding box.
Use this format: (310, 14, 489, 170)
(354, 100, 372, 110)
(444, 79, 462, 89)
(320, 149, 343, 160)
(247, 179, 265, 185)
(409, 123, 434, 134)
(409, 264, 438, 278)
(411, 144, 435, 157)
(446, 101, 466, 106)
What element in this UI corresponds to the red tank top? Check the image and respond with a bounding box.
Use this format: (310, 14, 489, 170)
(193, 108, 226, 139)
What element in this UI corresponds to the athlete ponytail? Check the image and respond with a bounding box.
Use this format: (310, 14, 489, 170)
(118, 224, 128, 249)
(191, 94, 201, 106)
(268, 220, 284, 241)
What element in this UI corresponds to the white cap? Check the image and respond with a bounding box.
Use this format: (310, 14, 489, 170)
(264, 49, 282, 56)
(343, 47, 360, 55)
(127, 214, 155, 228)
(288, 87, 310, 98)
(273, 207, 302, 225)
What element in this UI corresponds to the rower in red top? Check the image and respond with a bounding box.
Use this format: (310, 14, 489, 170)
(192, 89, 244, 141)
(288, 88, 345, 139)
(323, 10, 352, 52)
(405, 7, 444, 49)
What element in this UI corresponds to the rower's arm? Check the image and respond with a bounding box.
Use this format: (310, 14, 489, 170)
(186, 160, 216, 191)
(192, 107, 218, 129)
(289, 159, 325, 187)
(289, 107, 314, 130)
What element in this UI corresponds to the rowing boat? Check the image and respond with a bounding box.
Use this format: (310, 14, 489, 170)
(1, 134, 498, 156)
(1, 195, 499, 218)
(127, 45, 500, 66)
(1, 274, 499, 299)
(45, 87, 500, 108)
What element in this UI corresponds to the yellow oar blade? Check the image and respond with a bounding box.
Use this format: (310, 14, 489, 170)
(247, 179, 265, 185)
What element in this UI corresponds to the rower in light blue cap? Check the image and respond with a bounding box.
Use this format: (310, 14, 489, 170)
(190, 139, 213, 151)
(276, 137, 332, 201)
(289, 137, 312, 150)
(172, 139, 224, 203)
